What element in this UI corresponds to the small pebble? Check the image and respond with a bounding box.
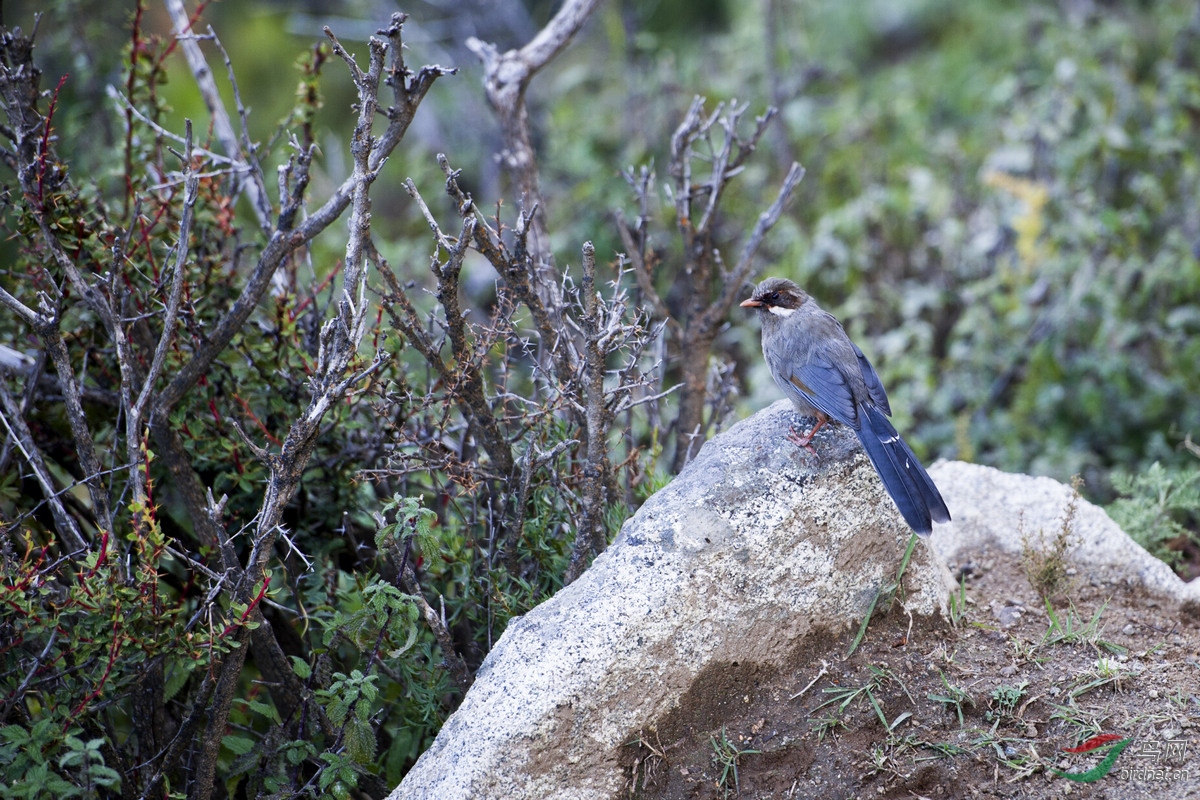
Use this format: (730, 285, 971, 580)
(996, 606, 1022, 629)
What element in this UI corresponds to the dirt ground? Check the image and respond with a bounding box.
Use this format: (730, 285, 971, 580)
(621, 542, 1200, 799)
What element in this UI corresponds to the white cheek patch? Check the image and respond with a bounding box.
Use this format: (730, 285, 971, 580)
(767, 305, 797, 317)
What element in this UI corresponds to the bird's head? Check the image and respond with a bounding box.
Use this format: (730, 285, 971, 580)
(739, 277, 808, 318)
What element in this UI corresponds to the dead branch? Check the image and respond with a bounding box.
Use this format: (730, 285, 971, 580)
(435, 153, 580, 387)
(0, 26, 117, 541)
(565, 241, 614, 581)
(122, 120, 201, 515)
(619, 98, 804, 471)
(151, 13, 454, 419)
(374, 210, 516, 478)
(466, 0, 604, 346)
(163, 0, 272, 233)
(0, 380, 87, 551)
(712, 162, 806, 322)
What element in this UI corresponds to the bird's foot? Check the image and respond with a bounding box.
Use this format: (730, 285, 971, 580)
(787, 425, 819, 456)
(787, 414, 829, 454)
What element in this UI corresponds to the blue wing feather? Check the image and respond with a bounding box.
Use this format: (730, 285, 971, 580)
(852, 342, 891, 415)
(788, 357, 860, 428)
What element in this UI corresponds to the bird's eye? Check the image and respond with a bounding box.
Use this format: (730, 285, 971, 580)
(764, 292, 777, 303)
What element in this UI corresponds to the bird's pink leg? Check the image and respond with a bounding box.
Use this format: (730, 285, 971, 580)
(787, 412, 829, 453)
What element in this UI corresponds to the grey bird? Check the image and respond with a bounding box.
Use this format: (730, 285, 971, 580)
(741, 277, 950, 536)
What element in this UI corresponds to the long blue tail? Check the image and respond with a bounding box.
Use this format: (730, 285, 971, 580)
(854, 404, 950, 536)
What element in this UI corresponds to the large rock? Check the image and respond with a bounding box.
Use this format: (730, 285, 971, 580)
(928, 461, 1200, 603)
(389, 399, 950, 800)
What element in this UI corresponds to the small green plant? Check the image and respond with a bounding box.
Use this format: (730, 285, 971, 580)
(1006, 633, 1051, 667)
(915, 739, 971, 759)
(986, 681, 1029, 728)
(810, 715, 848, 742)
(993, 742, 1043, 779)
(1042, 598, 1125, 654)
(813, 665, 914, 732)
(948, 574, 969, 626)
(709, 726, 759, 798)
(1068, 656, 1134, 700)
(927, 671, 974, 726)
(1020, 477, 1082, 602)
(865, 737, 916, 781)
(1049, 698, 1107, 744)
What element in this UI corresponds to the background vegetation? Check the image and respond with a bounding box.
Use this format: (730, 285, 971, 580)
(1, 0, 1198, 797)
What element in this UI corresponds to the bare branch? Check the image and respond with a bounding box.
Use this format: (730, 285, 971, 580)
(188, 21, 399, 800)
(229, 419, 271, 462)
(41, 323, 117, 538)
(709, 160, 806, 323)
(668, 96, 709, 236)
(403, 176, 457, 253)
(0, 380, 87, 551)
(163, 0, 272, 233)
(0, 285, 42, 327)
(373, 202, 516, 477)
(435, 154, 581, 386)
(124, 121, 201, 513)
(615, 211, 675, 330)
(565, 241, 613, 582)
(626, 98, 803, 471)
(153, 14, 453, 417)
(695, 100, 747, 234)
(466, 0, 604, 342)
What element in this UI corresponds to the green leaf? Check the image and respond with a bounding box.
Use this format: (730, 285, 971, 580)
(162, 664, 192, 704)
(89, 765, 122, 787)
(241, 698, 280, 724)
(343, 716, 377, 764)
(290, 655, 312, 680)
(221, 735, 257, 757)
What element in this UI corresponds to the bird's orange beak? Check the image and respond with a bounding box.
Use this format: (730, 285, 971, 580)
(740, 298, 762, 308)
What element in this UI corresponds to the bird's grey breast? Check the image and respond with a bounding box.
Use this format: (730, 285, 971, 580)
(760, 309, 822, 415)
